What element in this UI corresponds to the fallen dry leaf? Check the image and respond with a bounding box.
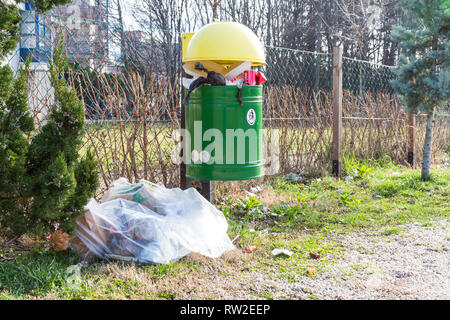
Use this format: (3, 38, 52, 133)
(50, 230, 70, 251)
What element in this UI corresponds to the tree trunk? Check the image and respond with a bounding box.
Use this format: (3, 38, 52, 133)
(421, 111, 434, 180)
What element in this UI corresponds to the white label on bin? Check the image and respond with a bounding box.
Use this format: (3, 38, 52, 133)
(191, 150, 199, 162)
(200, 150, 210, 163)
(247, 108, 256, 126)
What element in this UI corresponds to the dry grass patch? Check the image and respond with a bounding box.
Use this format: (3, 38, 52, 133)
(258, 188, 298, 208)
(216, 179, 298, 208)
(183, 249, 247, 267)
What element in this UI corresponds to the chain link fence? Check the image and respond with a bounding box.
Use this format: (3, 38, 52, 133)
(5, 12, 449, 194)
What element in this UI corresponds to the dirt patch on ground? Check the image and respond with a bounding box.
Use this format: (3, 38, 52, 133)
(286, 219, 450, 299)
(144, 220, 449, 300)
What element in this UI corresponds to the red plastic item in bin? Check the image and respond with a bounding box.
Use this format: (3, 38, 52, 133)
(244, 70, 256, 85)
(255, 72, 267, 85)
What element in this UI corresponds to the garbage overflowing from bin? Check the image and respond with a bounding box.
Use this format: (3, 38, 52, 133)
(71, 178, 235, 264)
(182, 21, 267, 104)
(182, 61, 267, 104)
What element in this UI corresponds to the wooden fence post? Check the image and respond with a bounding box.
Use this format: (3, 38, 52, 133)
(407, 113, 415, 166)
(332, 45, 343, 177)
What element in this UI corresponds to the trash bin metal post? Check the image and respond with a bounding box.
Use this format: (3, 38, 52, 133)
(181, 32, 193, 190)
(201, 180, 215, 203)
(180, 72, 192, 190)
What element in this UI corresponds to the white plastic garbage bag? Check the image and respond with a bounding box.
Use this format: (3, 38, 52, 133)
(73, 179, 235, 264)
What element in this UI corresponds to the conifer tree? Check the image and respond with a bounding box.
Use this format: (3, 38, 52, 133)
(1, 37, 99, 237)
(0, 1, 21, 60)
(25, 37, 99, 234)
(0, 0, 98, 239)
(391, 0, 449, 180)
(0, 57, 34, 237)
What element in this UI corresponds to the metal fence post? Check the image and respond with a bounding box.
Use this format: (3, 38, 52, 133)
(180, 73, 192, 190)
(407, 113, 415, 166)
(332, 46, 343, 177)
(200, 181, 215, 203)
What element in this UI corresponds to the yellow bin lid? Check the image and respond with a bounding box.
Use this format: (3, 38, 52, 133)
(183, 21, 266, 66)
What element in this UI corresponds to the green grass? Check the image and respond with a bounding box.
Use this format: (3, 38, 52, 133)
(0, 254, 204, 299)
(256, 233, 342, 282)
(218, 164, 449, 283)
(262, 167, 449, 231)
(379, 227, 402, 236)
(0, 250, 80, 297)
(0, 161, 449, 299)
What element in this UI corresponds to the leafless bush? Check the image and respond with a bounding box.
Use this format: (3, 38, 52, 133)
(415, 114, 449, 166)
(264, 86, 448, 177)
(34, 73, 448, 197)
(68, 71, 180, 195)
(264, 86, 333, 177)
(342, 91, 408, 163)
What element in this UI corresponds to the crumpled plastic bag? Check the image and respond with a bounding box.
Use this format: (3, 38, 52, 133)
(72, 178, 235, 264)
(100, 178, 165, 213)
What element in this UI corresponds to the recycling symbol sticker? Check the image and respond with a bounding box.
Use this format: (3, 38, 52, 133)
(247, 108, 256, 126)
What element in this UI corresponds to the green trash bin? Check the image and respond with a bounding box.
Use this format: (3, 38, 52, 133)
(185, 85, 263, 181)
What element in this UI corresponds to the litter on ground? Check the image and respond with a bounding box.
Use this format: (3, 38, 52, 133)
(271, 248, 294, 257)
